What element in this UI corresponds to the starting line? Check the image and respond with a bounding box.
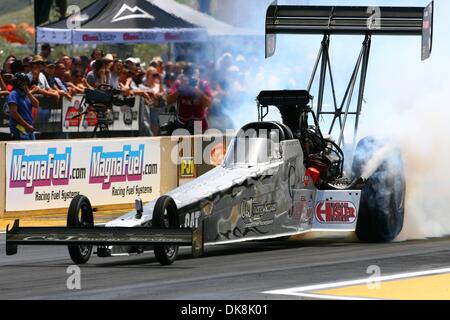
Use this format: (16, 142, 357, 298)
(263, 267, 450, 300)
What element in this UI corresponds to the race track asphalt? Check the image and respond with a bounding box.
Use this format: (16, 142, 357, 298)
(1, 233, 450, 300)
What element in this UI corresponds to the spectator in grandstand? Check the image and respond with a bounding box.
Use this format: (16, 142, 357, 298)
(10, 60, 24, 75)
(86, 59, 110, 88)
(2, 55, 17, 75)
(44, 61, 73, 101)
(134, 66, 166, 136)
(71, 56, 84, 74)
(110, 59, 124, 89)
(150, 57, 165, 79)
(40, 43, 52, 60)
(85, 48, 105, 75)
(27, 55, 60, 103)
(117, 66, 133, 93)
(59, 55, 73, 72)
(125, 57, 139, 73)
(132, 67, 146, 87)
(68, 69, 90, 94)
(22, 56, 33, 74)
(166, 63, 213, 134)
(7, 73, 39, 140)
(164, 71, 177, 94)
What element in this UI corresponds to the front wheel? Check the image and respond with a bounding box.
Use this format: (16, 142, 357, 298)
(67, 195, 94, 264)
(152, 196, 179, 265)
(353, 137, 406, 242)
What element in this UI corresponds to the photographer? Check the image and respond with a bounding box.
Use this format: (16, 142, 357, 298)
(7, 73, 40, 140)
(166, 64, 212, 135)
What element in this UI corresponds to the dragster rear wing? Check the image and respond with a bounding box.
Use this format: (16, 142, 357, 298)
(6, 219, 204, 258)
(265, 1, 434, 60)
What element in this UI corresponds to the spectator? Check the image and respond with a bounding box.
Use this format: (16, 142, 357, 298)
(7, 73, 39, 140)
(132, 67, 146, 87)
(164, 72, 177, 93)
(10, 60, 24, 74)
(40, 43, 52, 60)
(85, 48, 105, 75)
(27, 55, 60, 103)
(71, 56, 83, 73)
(135, 66, 165, 136)
(110, 59, 124, 89)
(166, 64, 213, 134)
(103, 54, 114, 71)
(44, 61, 73, 101)
(150, 57, 165, 78)
(125, 57, 139, 73)
(68, 69, 90, 94)
(117, 66, 133, 93)
(59, 55, 73, 72)
(22, 56, 33, 74)
(2, 55, 17, 74)
(86, 59, 110, 88)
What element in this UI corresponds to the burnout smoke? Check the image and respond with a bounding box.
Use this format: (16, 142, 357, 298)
(356, 0, 450, 240)
(214, 0, 450, 240)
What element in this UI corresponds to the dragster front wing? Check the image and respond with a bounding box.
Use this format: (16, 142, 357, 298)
(6, 219, 204, 258)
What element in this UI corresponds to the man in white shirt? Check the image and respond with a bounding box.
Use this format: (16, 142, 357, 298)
(27, 55, 60, 102)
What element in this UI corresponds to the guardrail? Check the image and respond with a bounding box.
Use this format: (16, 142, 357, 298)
(0, 95, 175, 140)
(0, 134, 231, 218)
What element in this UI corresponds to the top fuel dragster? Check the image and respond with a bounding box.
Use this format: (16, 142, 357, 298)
(6, 1, 434, 265)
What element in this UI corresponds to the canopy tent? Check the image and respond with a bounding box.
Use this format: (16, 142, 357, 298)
(151, 0, 259, 37)
(37, 0, 207, 44)
(36, 0, 258, 45)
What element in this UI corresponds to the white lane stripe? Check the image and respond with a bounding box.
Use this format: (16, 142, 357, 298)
(263, 267, 450, 296)
(285, 292, 373, 300)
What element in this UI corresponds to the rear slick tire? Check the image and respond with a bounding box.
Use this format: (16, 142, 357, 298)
(152, 196, 179, 266)
(67, 195, 94, 264)
(352, 137, 406, 243)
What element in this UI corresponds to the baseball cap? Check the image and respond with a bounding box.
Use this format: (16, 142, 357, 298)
(103, 54, 114, 62)
(22, 56, 33, 66)
(45, 60, 56, 66)
(32, 55, 45, 64)
(125, 57, 139, 65)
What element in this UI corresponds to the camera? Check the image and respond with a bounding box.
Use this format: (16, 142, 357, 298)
(84, 87, 136, 109)
(74, 85, 136, 137)
(189, 76, 199, 88)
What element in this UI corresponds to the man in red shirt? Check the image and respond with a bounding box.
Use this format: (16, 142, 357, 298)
(166, 64, 212, 135)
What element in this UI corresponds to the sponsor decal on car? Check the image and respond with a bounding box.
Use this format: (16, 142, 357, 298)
(315, 201, 357, 224)
(290, 196, 314, 223)
(183, 211, 201, 228)
(240, 199, 276, 228)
